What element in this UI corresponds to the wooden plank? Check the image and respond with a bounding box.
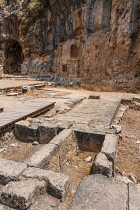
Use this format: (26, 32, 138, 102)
(0, 101, 55, 133)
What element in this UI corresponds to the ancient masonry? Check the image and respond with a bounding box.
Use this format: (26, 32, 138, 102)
(0, 0, 140, 92)
(0, 86, 139, 209)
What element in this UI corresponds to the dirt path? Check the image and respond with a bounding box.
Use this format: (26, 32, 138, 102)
(116, 108, 140, 182)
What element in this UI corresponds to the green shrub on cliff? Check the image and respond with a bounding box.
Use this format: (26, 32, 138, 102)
(0, 0, 5, 6)
(26, 0, 41, 12)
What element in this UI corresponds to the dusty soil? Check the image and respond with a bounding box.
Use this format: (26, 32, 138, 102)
(0, 132, 42, 162)
(116, 108, 140, 182)
(0, 79, 41, 89)
(59, 150, 97, 210)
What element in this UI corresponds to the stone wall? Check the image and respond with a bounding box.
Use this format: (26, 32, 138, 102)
(0, 0, 140, 92)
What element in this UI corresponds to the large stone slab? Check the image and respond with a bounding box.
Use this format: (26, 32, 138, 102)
(93, 152, 112, 177)
(0, 180, 46, 209)
(15, 120, 39, 142)
(60, 99, 120, 132)
(69, 174, 128, 210)
(25, 129, 75, 170)
(38, 122, 58, 144)
(22, 167, 69, 201)
(25, 143, 58, 168)
(0, 158, 27, 185)
(129, 183, 140, 210)
(50, 129, 76, 168)
(101, 134, 119, 162)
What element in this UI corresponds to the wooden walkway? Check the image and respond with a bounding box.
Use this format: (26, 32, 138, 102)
(0, 101, 55, 133)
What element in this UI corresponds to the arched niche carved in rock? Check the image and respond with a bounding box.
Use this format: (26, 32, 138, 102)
(70, 44, 78, 59)
(3, 15, 18, 39)
(47, 30, 53, 42)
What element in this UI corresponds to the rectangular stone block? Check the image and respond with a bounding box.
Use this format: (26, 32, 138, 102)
(93, 152, 112, 177)
(15, 120, 39, 142)
(0, 158, 27, 185)
(0, 180, 46, 209)
(22, 167, 69, 201)
(101, 134, 119, 162)
(49, 129, 77, 168)
(25, 143, 58, 168)
(56, 120, 73, 134)
(69, 174, 128, 210)
(38, 122, 58, 144)
(129, 183, 140, 210)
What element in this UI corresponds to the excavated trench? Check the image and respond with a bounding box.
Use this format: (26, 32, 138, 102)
(0, 125, 105, 209)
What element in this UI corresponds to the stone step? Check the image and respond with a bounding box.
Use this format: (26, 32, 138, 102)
(0, 158, 27, 185)
(22, 167, 69, 201)
(0, 179, 46, 209)
(68, 174, 140, 210)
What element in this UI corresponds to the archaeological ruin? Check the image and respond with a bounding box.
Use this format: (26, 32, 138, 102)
(0, 0, 139, 209)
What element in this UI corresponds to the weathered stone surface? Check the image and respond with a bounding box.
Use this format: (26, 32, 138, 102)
(129, 183, 140, 210)
(22, 167, 69, 201)
(0, 158, 27, 185)
(74, 130, 105, 152)
(69, 174, 128, 210)
(0, 204, 14, 210)
(93, 152, 112, 177)
(101, 134, 119, 162)
(38, 122, 58, 144)
(29, 194, 60, 210)
(15, 120, 39, 142)
(0, 180, 46, 209)
(60, 99, 120, 134)
(56, 120, 73, 133)
(25, 143, 58, 168)
(49, 129, 76, 167)
(29, 202, 59, 210)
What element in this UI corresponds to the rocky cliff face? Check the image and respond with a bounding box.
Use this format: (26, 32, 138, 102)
(0, 0, 140, 92)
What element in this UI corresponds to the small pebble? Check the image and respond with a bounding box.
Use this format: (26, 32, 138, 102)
(10, 144, 16, 147)
(85, 157, 92, 162)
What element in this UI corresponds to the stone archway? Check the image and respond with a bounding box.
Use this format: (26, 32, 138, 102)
(3, 41, 24, 74)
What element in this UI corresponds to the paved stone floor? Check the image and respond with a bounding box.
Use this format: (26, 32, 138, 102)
(69, 174, 140, 210)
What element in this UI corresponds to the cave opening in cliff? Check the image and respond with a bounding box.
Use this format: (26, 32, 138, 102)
(3, 41, 24, 74)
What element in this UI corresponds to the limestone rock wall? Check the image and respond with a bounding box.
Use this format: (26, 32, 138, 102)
(0, 0, 140, 92)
